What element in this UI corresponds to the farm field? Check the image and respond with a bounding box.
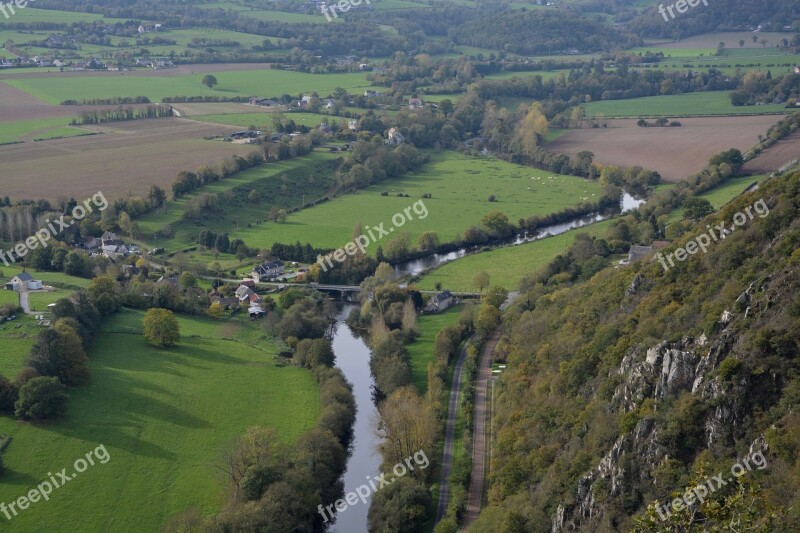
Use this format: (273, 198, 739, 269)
(0, 7, 133, 25)
(0, 315, 38, 377)
(548, 115, 785, 183)
(698, 174, 766, 209)
(134, 151, 340, 252)
(4, 69, 374, 105)
(406, 305, 464, 395)
(0, 118, 260, 200)
(742, 130, 800, 176)
(415, 219, 614, 292)
(207, 151, 604, 253)
(0, 308, 320, 532)
(638, 31, 798, 52)
(190, 111, 341, 129)
(581, 91, 788, 118)
(0, 117, 91, 144)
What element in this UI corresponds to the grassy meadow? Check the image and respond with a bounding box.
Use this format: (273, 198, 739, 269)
(416, 219, 614, 292)
(406, 305, 464, 395)
(5, 70, 374, 104)
(134, 150, 602, 260)
(225, 151, 603, 251)
(0, 308, 320, 531)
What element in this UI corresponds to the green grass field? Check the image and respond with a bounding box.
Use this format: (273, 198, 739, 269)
(191, 111, 340, 129)
(223, 151, 603, 251)
(5, 69, 374, 104)
(583, 91, 788, 117)
(134, 150, 601, 258)
(0, 118, 90, 144)
(406, 305, 463, 395)
(0, 315, 37, 377)
(416, 219, 614, 291)
(698, 174, 765, 208)
(0, 7, 131, 25)
(0, 308, 319, 531)
(134, 151, 340, 253)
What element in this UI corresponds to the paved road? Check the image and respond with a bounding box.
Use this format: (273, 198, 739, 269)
(464, 329, 501, 526)
(435, 339, 471, 521)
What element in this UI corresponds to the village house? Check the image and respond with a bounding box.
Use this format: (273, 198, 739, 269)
(428, 290, 454, 312)
(386, 127, 405, 146)
(250, 260, 284, 282)
(5, 272, 43, 291)
(408, 97, 423, 110)
(235, 285, 263, 305)
(209, 291, 240, 310)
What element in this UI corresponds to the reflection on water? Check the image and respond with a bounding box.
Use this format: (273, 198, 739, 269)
(330, 305, 379, 533)
(394, 192, 646, 278)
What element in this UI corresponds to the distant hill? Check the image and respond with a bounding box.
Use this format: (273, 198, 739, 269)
(452, 10, 642, 55)
(626, 0, 800, 39)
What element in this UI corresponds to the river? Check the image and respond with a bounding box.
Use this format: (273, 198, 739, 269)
(330, 304, 380, 533)
(393, 191, 644, 277)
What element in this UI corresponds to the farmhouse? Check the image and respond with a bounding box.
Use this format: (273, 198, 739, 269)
(408, 97, 423, 110)
(6, 272, 43, 291)
(428, 290, 454, 312)
(235, 285, 263, 305)
(386, 128, 405, 146)
(251, 260, 284, 282)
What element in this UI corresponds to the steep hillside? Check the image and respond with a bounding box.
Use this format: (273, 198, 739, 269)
(473, 169, 800, 531)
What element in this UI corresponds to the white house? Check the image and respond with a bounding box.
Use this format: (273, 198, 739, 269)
(6, 272, 43, 291)
(428, 290, 454, 312)
(386, 127, 405, 146)
(251, 260, 284, 282)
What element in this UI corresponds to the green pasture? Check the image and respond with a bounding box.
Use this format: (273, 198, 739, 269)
(416, 219, 614, 292)
(406, 305, 463, 395)
(191, 111, 340, 129)
(0, 308, 319, 531)
(698, 174, 766, 208)
(0, 117, 90, 144)
(0, 315, 37, 377)
(134, 151, 341, 252)
(219, 151, 603, 252)
(5, 69, 374, 104)
(0, 7, 132, 25)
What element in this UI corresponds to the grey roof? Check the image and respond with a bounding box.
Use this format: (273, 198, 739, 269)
(16, 272, 33, 282)
(434, 290, 453, 303)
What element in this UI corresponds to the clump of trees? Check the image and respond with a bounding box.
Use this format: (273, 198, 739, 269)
(143, 308, 180, 347)
(0, 276, 123, 422)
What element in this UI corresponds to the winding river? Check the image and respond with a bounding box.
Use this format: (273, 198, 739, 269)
(393, 191, 644, 277)
(328, 193, 646, 531)
(330, 305, 380, 533)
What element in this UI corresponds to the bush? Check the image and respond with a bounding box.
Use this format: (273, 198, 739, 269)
(14, 376, 68, 420)
(488, 194, 497, 202)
